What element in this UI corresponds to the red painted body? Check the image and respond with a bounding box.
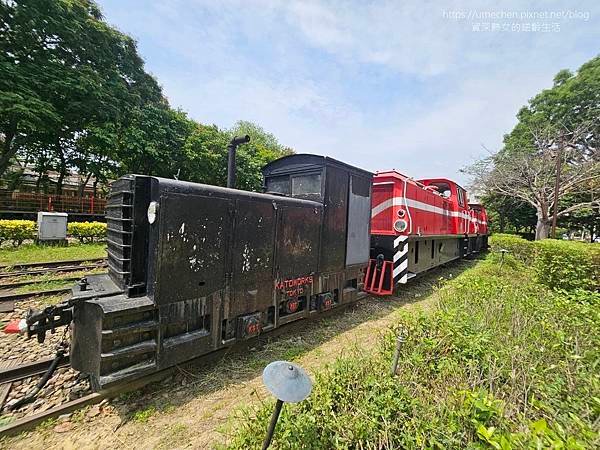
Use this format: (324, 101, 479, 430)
(365, 170, 489, 296)
(371, 171, 487, 237)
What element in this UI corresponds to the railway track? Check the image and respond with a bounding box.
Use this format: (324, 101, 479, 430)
(0, 299, 361, 437)
(0, 356, 70, 385)
(0, 258, 107, 305)
(0, 260, 107, 280)
(0, 275, 85, 290)
(0, 287, 75, 303)
(0, 345, 233, 437)
(0, 257, 106, 271)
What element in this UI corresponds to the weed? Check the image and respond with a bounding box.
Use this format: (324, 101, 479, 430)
(132, 405, 157, 423)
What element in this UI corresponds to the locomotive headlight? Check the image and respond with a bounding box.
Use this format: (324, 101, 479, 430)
(147, 201, 159, 224)
(393, 219, 408, 233)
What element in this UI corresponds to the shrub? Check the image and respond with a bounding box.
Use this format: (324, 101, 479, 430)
(489, 233, 536, 264)
(67, 221, 107, 243)
(533, 239, 599, 291)
(0, 219, 37, 246)
(490, 234, 599, 291)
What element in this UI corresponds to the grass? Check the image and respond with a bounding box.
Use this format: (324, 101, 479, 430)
(156, 423, 190, 449)
(131, 406, 157, 423)
(13, 279, 74, 294)
(224, 251, 600, 449)
(0, 243, 106, 266)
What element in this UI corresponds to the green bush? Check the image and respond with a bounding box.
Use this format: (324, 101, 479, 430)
(225, 257, 599, 449)
(533, 239, 599, 291)
(0, 219, 37, 246)
(490, 234, 599, 291)
(67, 221, 107, 243)
(489, 233, 536, 264)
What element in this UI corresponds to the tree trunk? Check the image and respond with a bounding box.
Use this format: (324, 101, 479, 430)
(35, 170, 43, 191)
(535, 217, 551, 240)
(0, 128, 17, 178)
(55, 138, 67, 196)
(78, 172, 92, 197)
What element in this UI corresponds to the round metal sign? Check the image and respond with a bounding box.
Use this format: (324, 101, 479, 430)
(262, 361, 312, 403)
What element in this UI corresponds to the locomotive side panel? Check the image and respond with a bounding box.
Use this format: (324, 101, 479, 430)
(155, 193, 231, 304)
(230, 198, 276, 318)
(274, 205, 321, 325)
(345, 175, 372, 267)
(320, 165, 349, 273)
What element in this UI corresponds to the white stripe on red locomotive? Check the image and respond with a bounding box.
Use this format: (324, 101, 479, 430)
(371, 196, 487, 225)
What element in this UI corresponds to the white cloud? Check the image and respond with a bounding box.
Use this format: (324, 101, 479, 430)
(98, 0, 600, 185)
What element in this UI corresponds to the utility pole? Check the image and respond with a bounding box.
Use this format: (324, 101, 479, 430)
(551, 142, 562, 239)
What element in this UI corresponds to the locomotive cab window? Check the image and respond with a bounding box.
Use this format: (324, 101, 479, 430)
(265, 176, 290, 196)
(291, 173, 322, 200)
(457, 188, 465, 207)
(431, 182, 452, 199)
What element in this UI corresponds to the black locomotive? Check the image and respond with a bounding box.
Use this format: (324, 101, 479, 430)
(31, 154, 372, 390)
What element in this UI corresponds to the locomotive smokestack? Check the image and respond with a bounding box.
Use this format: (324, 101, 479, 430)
(227, 134, 251, 188)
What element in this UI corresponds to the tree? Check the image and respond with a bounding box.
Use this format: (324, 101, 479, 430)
(183, 120, 293, 191)
(469, 56, 600, 240)
(0, 0, 163, 184)
(115, 105, 194, 178)
(480, 192, 536, 235)
(227, 121, 293, 191)
(183, 124, 230, 186)
(469, 122, 599, 240)
(558, 192, 600, 242)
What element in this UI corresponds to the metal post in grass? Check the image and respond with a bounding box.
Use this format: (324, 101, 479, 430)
(261, 361, 312, 450)
(390, 327, 407, 376)
(499, 248, 509, 269)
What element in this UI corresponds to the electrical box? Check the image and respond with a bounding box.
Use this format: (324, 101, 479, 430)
(37, 212, 68, 242)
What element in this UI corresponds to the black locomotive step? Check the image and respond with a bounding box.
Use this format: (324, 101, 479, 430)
(98, 360, 157, 388)
(100, 340, 156, 361)
(101, 320, 158, 337)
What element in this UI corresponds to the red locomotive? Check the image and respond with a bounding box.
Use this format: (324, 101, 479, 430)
(365, 170, 488, 295)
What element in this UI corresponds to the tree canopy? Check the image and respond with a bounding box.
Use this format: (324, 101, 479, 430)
(469, 56, 600, 240)
(0, 0, 291, 195)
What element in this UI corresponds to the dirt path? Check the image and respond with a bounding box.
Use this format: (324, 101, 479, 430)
(1, 261, 474, 450)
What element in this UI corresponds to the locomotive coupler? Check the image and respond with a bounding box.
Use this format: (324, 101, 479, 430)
(376, 253, 385, 270)
(25, 297, 78, 343)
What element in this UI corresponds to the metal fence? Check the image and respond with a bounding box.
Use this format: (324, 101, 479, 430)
(0, 190, 106, 215)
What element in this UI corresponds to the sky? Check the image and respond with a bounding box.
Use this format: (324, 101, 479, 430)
(96, 0, 600, 185)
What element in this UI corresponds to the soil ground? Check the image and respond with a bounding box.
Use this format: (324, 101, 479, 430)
(1, 260, 476, 449)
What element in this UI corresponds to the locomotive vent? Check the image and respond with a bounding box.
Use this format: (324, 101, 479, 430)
(105, 175, 150, 296)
